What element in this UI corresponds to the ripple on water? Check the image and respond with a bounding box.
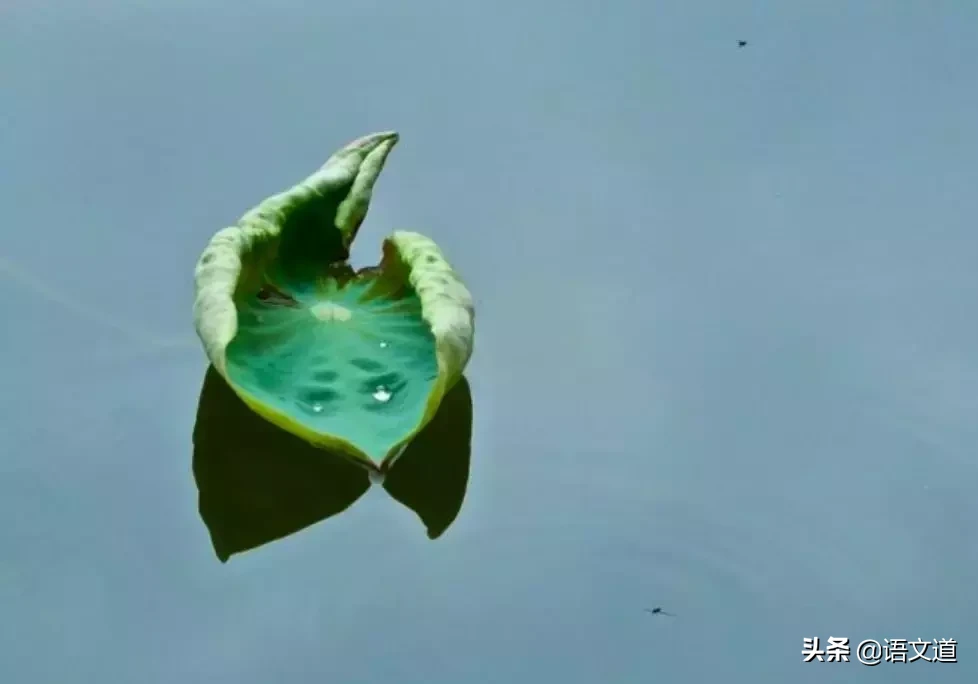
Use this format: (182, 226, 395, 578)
(616, 492, 869, 617)
(520, 462, 868, 618)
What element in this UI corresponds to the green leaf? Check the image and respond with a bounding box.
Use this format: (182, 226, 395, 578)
(193, 132, 474, 472)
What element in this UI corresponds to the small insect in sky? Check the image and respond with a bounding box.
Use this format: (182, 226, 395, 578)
(738, 40, 748, 47)
(644, 607, 676, 617)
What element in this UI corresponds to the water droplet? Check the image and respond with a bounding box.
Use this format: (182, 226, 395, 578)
(311, 403, 324, 413)
(372, 386, 392, 403)
(379, 341, 389, 348)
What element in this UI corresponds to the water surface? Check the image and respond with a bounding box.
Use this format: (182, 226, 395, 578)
(2, 2, 976, 682)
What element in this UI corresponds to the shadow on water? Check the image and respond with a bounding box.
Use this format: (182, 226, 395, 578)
(192, 366, 474, 562)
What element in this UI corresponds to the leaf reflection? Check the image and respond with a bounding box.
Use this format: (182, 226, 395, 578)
(192, 366, 473, 562)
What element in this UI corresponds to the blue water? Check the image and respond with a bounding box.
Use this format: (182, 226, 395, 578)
(2, 3, 976, 682)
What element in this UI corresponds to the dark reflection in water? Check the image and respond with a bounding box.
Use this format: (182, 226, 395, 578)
(192, 366, 473, 562)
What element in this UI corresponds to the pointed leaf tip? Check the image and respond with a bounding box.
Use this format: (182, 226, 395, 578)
(322, 131, 399, 247)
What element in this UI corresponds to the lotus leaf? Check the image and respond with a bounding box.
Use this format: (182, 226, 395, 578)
(193, 132, 474, 473)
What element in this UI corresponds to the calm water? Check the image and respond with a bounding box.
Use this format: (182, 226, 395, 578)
(2, 3, 976, 682)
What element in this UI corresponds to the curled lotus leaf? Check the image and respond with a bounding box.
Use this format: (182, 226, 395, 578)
(193, 132, 475, 473)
